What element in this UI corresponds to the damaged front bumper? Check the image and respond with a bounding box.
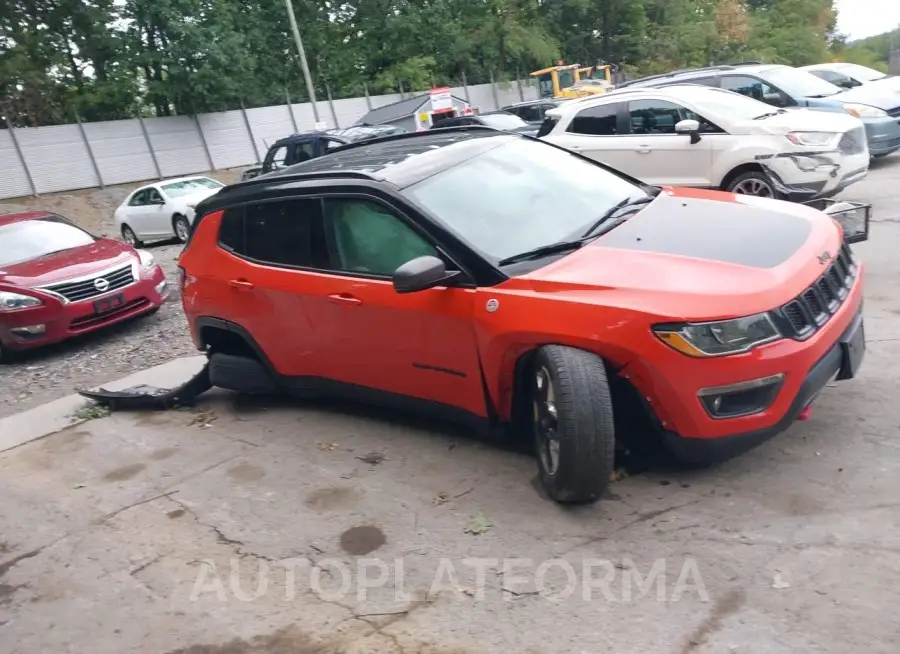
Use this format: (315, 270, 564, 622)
(808, 199, 872, 244)
(79, 362, 213, 411)
(760, 155, 868, 202)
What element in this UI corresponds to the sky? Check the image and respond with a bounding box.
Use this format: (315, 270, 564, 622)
(835, 0, 900, 40)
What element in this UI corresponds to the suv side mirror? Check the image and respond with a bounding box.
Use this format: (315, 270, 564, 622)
(675, 119, 701, 144)
(393, 255, 460, 294)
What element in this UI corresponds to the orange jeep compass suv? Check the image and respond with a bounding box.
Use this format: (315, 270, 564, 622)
(179, 127, 866, 504)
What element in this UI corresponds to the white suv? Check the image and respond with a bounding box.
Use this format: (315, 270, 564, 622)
(539, 84, 869, 201)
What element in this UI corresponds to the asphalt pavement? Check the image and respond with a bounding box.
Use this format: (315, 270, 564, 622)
(1, 155, 899, 653)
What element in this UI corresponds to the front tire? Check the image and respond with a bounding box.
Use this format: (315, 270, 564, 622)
(121, 224, 143, 248)
(725, 171, 780, 199)
(530, 345, 615, 504)
(173, 214, 191, 243)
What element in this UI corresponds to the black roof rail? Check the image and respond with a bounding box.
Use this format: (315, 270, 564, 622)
(616, 63, 763, 88)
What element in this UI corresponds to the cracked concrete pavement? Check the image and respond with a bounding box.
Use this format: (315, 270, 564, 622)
(1, 155, 900, 653)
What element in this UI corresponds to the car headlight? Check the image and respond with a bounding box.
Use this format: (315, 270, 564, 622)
(0, 291, 43, 312)
(137, 250, 157, 271)
(653, 313, 781, 357)
(841, 103, 887, 118)
(785, 131, 840, 147)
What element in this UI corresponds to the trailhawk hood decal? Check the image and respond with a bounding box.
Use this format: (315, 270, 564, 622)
(597, 189, 812, 268)
(523, 187, 842, 318)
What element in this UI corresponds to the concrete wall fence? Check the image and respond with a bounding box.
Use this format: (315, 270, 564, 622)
(0, 80, 539, 201)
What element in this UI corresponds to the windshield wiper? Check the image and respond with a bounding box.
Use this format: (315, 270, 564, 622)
(753, 110, 786, 119)
(580, 194, 656, 239)
(497, 239, 587, 266)
(497, 192, 657, 267)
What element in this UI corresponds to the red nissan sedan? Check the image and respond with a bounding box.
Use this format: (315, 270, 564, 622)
(0, 212, 169, 361)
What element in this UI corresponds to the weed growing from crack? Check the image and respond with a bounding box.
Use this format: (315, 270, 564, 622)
(72, 402, 111, 422)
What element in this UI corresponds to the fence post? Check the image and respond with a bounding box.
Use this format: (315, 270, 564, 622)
(74, 110, 104, 188)
(285, 88, 298, 132)
(461, 71, 471, 103)
(326, 84, 339, 128)
(363, 83, 373, 110)
(5, 116, 38, 197)
(489, 69, 500, 110)
(398, 80, 405, 100)
(516, 67, 525, 102)
(193, 114, 215, 171)
(240, 100, 261, 164)
(137, 115, 162, 179)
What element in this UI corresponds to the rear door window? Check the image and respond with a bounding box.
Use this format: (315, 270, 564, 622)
(566, 103, 621, 136)
(224, 199, 327, 269)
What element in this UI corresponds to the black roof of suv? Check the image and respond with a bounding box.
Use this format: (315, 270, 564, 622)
(614, 62, 775, 90)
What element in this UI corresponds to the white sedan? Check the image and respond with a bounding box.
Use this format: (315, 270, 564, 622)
(113, 176, 225, 246)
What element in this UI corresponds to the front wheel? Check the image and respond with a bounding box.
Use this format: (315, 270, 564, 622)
(121, 224, 143, 248)
(725, 171, 781, 199)
(530, 345, 615, 504)
(173, 215, 191, 243)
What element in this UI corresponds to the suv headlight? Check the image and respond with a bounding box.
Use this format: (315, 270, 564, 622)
(653, 313, 781, 357)
(0, 291, 43, 312)
(841, 103, 887, 118)
(785, 131, 840, 147)
(137, 250, 157, 271)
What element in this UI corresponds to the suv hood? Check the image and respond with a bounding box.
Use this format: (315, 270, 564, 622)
(748, 108, 863, 135)
(833, 84, 900, 110)
(0, 238, 136, 288)
(522, 187, 842, 321)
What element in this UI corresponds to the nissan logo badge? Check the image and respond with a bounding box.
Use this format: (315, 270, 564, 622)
(94, 277, 110, 292)
(816, 251, 831, 265)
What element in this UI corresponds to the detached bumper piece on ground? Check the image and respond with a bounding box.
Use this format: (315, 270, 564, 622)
(79, 363, 212, 410)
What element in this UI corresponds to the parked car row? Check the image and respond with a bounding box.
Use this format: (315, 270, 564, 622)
(3, 71, 877, 504)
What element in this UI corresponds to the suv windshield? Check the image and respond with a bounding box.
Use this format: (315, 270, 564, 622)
(162, 178, 224, 198)
(761, 66, 842, 98)
(479, 113, 529, 130)
(834, 63, 887, 82)
(402, 138, 646, 262)
(670, 86, 780, 120)
(0, 217, 95, 267)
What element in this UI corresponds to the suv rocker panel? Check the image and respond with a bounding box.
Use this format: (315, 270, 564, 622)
(195, 316, 501, 434)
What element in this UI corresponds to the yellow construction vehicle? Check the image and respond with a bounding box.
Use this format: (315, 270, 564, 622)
(531, 62, 614, 99)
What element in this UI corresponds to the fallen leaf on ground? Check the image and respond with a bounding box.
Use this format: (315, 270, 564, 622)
(356, 452, 385, 466)
(188, 409, 217, 428)
(317, 441, 339, 451)
(464, 511, 493, 535)
(772, 572, 791, 589)
(73, 483, 86, 489)
(433, 492, 450, 506)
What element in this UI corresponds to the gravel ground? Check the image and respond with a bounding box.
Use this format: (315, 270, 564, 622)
(0, 169, 246, 418)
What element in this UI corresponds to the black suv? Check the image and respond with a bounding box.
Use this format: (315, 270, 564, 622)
(241, 125, 406, 181)
(500, 99, 562, 125)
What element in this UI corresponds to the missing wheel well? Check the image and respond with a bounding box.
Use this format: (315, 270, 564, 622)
(510, 346, 662, 449)
(199, 326, 258, 360)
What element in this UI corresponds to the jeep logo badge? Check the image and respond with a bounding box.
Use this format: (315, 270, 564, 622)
(816, 251, 831, 265)
(94, 278, 110, 292)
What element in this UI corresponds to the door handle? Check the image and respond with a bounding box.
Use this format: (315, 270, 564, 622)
(328, 293, 362, 306)
(637, 145, 652, 154)
(229, 279, 254, 290)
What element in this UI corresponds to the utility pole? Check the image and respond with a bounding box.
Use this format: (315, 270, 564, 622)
(284, 0, 321, 124)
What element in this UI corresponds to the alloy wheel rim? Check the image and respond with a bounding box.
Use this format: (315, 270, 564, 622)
(123, 229, 136, 245)
(732, 178, 774, 197)
(176, 221, 189, 242)
(534, 366, 560, 475)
